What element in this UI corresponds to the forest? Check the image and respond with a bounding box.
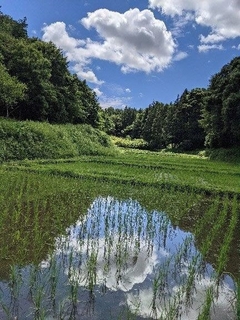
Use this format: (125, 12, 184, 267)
(1, 10, 240, 151)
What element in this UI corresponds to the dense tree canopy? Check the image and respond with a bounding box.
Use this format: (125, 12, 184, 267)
(102, 58, 240, 151)
(201, 57, 240, 148)
(0, 10, 100, 127)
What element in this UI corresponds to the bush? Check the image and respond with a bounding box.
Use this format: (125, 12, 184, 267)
(111, 136, 149, 150)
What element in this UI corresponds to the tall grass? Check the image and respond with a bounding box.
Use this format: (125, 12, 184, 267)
(0, 118, 116, 162)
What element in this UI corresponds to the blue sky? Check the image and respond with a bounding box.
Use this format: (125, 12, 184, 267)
(1, 0, 240, 109)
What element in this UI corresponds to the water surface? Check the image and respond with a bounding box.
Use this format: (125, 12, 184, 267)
(0, 196, 236, 319)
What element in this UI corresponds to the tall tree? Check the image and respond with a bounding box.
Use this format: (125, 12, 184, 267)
(142, 101, 167, 149)
(0, 61, 26, 117)
(7, 39, 52, 120)
(201, 57, 240, 148)
(77, 80, 101, 128)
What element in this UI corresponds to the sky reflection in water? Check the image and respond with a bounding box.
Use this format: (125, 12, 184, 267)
(44, 196, 236, 319)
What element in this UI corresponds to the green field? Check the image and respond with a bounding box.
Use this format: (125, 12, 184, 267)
(0, 149, 239, 319)
(5, 148, 240, 195)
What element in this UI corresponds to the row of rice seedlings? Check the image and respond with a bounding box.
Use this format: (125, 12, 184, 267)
(17, 154, 240, 196)
(0, 171, 96, 318)
(196, 196, 229, 257)
(216, 195, 239, 276)
(149, 193, 238, 318)
(88, 155, 239, 194)
(192, 194, 239, 318)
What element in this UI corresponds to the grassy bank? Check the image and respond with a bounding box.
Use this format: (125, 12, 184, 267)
(0, 118, 116, 162)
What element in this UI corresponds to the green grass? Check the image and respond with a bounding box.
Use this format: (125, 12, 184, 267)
(0, 118, 117, 162)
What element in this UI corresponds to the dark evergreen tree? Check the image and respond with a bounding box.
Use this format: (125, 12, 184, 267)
(142, 101, 167, 149)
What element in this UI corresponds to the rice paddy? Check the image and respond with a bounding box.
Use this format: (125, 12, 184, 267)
(0, 150, 239, 319)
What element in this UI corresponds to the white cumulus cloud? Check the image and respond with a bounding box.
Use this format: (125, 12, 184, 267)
(42, 21, 104, 84)
(93, 87, 103, 97)
(81, 8, 176, 73)
(42, 8, 176, 82)
(149, 0, 240, 45)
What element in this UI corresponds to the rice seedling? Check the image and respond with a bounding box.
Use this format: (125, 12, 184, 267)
(197, 285, 214, 320)
(0, 147, 239, 319)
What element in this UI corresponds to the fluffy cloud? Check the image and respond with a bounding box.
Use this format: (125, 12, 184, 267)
(149, 0, 240, 45)
(93, 87, 103, 97)
(232, 44, 240, 50)
(42, 22, 103, 85)
(42, 8, 176, 82)
(81, 8, 175, 73)
(72, 64, 104, 85)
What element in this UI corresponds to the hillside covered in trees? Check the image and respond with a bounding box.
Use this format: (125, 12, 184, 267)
(0, 10, 100, 127)
(102, 57, 240, 151)
(1, 10, 240, 152)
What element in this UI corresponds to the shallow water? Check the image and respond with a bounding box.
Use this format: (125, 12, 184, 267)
(0, 196, 237, 319)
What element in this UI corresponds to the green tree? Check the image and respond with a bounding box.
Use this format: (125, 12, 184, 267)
(130, 109, 144, 139)
(142, 101, 167, 149)
(77, 80, 101, 128)
(0, 62, 26, 117)
(201, 57, 240, 148)
(8, 39, 52, 120)
(164, 89, 205, 150)
(0, 10, 102, 127)
(0, 10, 28, 39)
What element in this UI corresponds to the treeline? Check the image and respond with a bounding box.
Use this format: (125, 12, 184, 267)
(101, 58, 240, 151)
(0, 10, 100, 127)
(1, 11, 240, 152)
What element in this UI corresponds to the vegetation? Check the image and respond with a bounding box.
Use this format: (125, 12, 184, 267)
(0, 118, 116, 162)
(101, 62, 240, 152)
(1, 10, 240, 156)
(0, 10, 100, 126)
(5, 149, 240, 197)
(0, 9, 239, 320)
(111, 136, 148, 149)
(0, 154, 239, 319)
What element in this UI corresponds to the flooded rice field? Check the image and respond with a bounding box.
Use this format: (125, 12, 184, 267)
(0, 187, 238, 320)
